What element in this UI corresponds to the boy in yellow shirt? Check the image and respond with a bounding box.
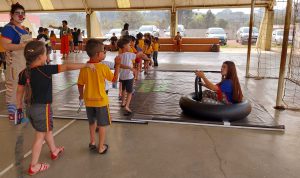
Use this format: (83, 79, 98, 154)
(78, 39, 121, 154)
(136, 32, 144, 51)
(152, 37, 160, 67)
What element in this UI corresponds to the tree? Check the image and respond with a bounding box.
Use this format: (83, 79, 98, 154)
(203, 10, 216, 28)
(178, 10, 193, 28)
(216, 19, 228, 29)
(68, 13, 86, 29)
(118, 11, 144, 29)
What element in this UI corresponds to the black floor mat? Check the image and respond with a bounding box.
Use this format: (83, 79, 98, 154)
(130, 71, 285, 130)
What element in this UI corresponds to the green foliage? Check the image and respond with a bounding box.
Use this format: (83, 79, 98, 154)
(216, 19, 228, 29)
(118, 11, 144, 29)
(203, 10, 216, 28)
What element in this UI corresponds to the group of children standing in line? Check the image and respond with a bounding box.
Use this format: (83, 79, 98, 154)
(37, 26, 85, 56)
(116, 33, 160, 114)
(15, 30, 160, 175)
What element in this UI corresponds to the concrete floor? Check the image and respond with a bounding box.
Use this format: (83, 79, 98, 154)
(0, 50, 300, 178)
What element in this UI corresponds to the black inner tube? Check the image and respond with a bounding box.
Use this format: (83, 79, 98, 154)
(194, 76, 203, 101)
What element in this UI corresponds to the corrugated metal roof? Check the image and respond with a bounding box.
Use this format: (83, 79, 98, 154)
(0, 0, 273, 12)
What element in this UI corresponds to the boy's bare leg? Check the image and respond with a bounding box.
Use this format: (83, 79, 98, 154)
(122, 90, 126, 106)
(134, 67, 138, 80)
(89, 123, 96, 145)
(145, 61, 149, 73)
(139, 62, 142, 72)
(98, 126, 106, 153)
(119, 82, 122, 98)
(125, 92, 132, 112)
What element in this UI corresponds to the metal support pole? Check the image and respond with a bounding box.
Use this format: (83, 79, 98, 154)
(170, 10, 178, 38)
(86, 13, 91, 38)
(275, 0, 292, 109)
(246, 0, 255, 77)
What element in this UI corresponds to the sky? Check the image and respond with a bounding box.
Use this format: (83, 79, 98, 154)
(192, 2, 287, 14)
(193, 8, 251, 14)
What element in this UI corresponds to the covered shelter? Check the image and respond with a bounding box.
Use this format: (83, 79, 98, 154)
(1, 1, 300, 178)
(0, 0, 296, 108)
(0, 0, 275, 38)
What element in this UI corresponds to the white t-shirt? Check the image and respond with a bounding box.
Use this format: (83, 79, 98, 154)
(78, 32, 83, 41)
(121, 29, 129, 37)
(119, 52, 136, 80)
(101, 61, 115, 91)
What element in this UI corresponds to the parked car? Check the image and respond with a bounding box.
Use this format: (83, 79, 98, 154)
(137, 25, 160, 37)
(164, 24, 185, 37)
(104, 28, 122, 39)
(236, 27, 259, 45)
(205, 27, 227, 45)
(272, 29, 293, 45)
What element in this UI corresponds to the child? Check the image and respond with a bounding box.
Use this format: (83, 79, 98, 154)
(152, 37, 160, 67)
(37, 28, 51, 64)
(16, 41, 95, 175)
(173, 32, 182, 52)
(136, 32, 144, 52)
(68, 30, 74, 53)
(129, 36, 140, 80)
(77, 29, 83, 53)
(77, 39, 120, 153)
(110, 33, 118, 51)
(195, 61, 243, 104)
(143, 39, 153, 74)
(50, 30, 57, 53)
(72, 28, 79, 53)
(117, 38, 146, 115)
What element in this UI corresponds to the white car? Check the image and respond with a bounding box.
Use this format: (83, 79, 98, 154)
(104, 28, 122, 39)
(206, 27, 227, 45)
(236, 27, 259, 45)
(164, 25, 185, 37)
(137, 25, 160, 37)
(272, 29, 293, 45)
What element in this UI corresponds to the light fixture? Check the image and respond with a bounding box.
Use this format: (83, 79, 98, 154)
(117, 0, 131, 8)
(39, 0, 54, 10)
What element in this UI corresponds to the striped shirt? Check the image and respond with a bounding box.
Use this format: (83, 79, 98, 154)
(101, 61, 115, 91)
(119, 52, 136, 80)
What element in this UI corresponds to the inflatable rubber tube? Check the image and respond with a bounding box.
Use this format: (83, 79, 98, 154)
(179, 93, 252, 122)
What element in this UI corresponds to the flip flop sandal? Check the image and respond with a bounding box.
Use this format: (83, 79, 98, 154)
(89, 143, 97, 151)
(98, 144, 109, 154)
(28, 163, 50, 176)
(121, 104, 126, 107)
(124, 111, 132, 116)
(50, 146, 65, 160)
